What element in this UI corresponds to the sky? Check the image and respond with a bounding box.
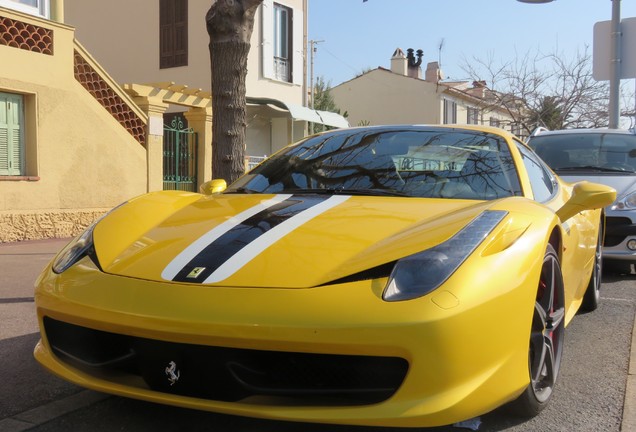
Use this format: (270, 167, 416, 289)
(308, 0, 636, 88)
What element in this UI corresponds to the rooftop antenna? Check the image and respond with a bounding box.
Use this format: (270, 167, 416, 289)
(438, 38, 445, 68)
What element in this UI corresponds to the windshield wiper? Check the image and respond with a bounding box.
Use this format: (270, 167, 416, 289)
(556, 166, 635, 173)
(224, 187, 261, 194)
(285, 188, 410, 197)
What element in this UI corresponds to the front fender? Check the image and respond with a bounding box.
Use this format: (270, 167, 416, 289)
(93, 191, 203, 269)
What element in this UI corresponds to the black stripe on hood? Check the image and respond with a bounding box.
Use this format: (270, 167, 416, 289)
(172, 195, 330, 283)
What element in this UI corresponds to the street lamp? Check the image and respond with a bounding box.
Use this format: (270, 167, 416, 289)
(517, 0, 622, 128)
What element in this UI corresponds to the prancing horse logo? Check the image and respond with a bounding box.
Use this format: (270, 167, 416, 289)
(165, 361, 180, 386)
(186, 267, 206, 279)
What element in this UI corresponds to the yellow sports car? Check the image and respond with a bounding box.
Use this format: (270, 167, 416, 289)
(34, 125, 615, 427)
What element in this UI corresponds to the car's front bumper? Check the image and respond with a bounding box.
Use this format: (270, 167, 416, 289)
(34, 256, 537, 428)
(604, 211, 636, 261)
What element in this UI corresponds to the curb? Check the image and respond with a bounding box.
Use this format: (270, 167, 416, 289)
(621, 305, 636, 431)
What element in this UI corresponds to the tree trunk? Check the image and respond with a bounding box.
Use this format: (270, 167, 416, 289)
(206, 0, 263, 184)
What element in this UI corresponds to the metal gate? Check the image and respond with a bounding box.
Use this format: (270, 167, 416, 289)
(163, 116, 198, 191)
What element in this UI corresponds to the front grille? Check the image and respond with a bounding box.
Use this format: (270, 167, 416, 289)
(605, 217, 635, 247)
(43, 317, 409, 405)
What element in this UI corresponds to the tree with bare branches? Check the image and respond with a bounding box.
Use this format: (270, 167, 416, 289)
(462, 47, 620, 135)
(206, 0, 263, 184)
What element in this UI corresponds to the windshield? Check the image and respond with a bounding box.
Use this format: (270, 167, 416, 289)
(227, 127, 523, 200)
(529, 132, 636, 174)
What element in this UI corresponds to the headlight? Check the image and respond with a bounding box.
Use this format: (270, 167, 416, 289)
(52, 224, 96, 274)
(52, 202, 126, 274)
(383, 210, 508, 302)
(611, 190, 636, 211)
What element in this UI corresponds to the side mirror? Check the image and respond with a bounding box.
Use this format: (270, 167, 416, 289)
(556, 181, 616, 222)
(200, 179, 227, 195)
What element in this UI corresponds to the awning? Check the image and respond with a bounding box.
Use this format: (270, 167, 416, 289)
(317, 110, 350, 128)
(246, 97, 349, 128)
(285, 103, 323, 124)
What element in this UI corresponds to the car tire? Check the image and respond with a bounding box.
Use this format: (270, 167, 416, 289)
(509, 244, 565, 417)
(581, 226, 603, 312)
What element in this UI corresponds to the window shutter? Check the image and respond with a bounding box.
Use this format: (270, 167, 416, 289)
(173, 0, 188, 66)
(0, 97, 7, 175)
(261, 0, 273, 79)
(160, 0, 175, 68)
(0, 94, 23, 176)
(160, 0, 188, 69)
(291, 8, 303, 86)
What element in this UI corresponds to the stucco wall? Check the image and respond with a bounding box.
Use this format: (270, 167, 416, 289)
(0, 9, 147, 241)
(331, 69, 442, 127)
(0, 209, 106, 242)
(331, 68, 516, 131)
(64, 0, 305, 105)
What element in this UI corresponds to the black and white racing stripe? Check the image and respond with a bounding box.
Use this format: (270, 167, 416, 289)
(162, 194, 350, 284)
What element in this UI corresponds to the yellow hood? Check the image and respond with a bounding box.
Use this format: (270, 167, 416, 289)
(93, 192, 496, 288)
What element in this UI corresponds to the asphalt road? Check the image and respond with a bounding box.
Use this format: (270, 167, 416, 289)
(1, 238, 635, 432)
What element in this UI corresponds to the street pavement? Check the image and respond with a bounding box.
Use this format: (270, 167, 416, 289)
(0, 238, 635, 431)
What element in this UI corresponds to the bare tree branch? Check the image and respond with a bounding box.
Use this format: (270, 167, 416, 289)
(460, 46, 630, 133)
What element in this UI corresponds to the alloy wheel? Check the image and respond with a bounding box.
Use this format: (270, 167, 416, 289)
(529, 248, 565, 403)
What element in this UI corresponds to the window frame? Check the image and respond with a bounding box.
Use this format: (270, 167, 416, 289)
(515, 140, 558, 203)
(159, 0, 188, 69)
(443, 99, 457, 124)
(0, 92, 25, 177)
(272, 2, 293, 82)
(467, 106, 479, 125)
(0, 0, 49, 18)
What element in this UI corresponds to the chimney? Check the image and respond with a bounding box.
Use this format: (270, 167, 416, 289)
(466, 80, 487, 98)
(406, 48, 423, 79)
(391, 48, 407, 76)
(425, 61, 444, 83)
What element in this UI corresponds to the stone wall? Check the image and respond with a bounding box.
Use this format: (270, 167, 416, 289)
(0, 209, 106, 242)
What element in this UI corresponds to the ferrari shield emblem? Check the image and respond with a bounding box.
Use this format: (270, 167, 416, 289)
(186, 267, 206, 279)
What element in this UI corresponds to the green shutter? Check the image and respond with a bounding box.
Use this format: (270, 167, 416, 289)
(0, 93, 24, 176)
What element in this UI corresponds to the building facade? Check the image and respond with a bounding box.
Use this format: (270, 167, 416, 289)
(64, 0, 346, 158)
(331, 48, 517, 134)
(0, 0, 346, 241)
(0, 0, 149, 241)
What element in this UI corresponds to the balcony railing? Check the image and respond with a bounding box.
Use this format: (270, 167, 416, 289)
(273, 56, 289, 82)
(246, 155, 267, 171)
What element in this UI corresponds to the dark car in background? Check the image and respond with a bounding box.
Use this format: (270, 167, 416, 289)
(528, 128, 636, 273)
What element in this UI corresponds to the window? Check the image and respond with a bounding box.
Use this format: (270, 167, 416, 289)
(0, 0, 49, 18)
(0, 92, 25, 176)
(443, 99, 456, 124)
(510, 122, 522, 137)
(489, 117, 501, 128)
(516, 141, 556, 202)
(262, 0, 303, 85)
(160, 0, 188, 69)
(467, 107, 479, 125)
(273, 3, 292, 82)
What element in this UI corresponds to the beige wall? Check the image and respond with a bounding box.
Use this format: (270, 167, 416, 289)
(331, 69, 441, 127)
(64, 0, 306, 105)
(331, 68, 516, 131)
(0, 8, 147, 241)
(64, 0, 307, 159)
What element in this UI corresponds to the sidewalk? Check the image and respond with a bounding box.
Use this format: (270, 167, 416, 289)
(0, 238, 71, 340)
(623, 317, 636, 431)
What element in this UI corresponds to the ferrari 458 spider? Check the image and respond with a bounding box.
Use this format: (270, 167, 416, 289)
(34, 125, 615, 427)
